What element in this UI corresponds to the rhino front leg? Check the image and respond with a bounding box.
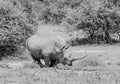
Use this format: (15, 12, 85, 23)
(31, 54, 44, 68)
(38, 59, 45, 68)
(44, 55, 50, 68)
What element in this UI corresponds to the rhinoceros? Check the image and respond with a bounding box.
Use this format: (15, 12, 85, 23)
(26, 34, 71, 68)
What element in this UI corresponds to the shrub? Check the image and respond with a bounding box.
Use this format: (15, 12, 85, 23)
(41, 5, 66, 24)
(0, 0, 35, 59)
(75, 7, 120, 44)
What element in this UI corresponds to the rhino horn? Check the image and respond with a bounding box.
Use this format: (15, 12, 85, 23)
(70, 55, 87, 62)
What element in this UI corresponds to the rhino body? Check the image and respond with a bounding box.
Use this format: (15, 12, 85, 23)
(26, 34, 72, 67)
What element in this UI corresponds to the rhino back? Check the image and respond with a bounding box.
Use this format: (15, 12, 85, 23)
(27, 35, 55, 57)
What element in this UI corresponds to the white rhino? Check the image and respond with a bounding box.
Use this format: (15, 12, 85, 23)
(26, 34, 71, 68)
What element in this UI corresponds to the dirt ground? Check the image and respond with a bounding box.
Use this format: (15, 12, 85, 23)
(0, 44, 120, 84)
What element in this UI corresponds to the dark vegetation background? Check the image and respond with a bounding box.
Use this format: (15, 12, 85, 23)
(0, 0, 120, 59)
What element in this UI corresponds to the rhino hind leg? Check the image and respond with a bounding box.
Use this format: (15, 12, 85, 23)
(31, 54, 37, 63)
(37, 58, 45, 68)
(44, 55, 51, 67)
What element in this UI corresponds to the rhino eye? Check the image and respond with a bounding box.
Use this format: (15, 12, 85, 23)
(65, 46, 69, 49)
(60, 46, 65, 50)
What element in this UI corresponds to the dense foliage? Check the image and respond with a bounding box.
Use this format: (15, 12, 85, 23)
(76, 8, 120, 44)
(0, 0, 35, 58)
(0, 0, 120, 58)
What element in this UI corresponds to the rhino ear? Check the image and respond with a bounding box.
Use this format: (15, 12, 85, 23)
(53, 37, 62, 49)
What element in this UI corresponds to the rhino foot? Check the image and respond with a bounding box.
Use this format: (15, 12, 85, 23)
(39, 64, 45, 68)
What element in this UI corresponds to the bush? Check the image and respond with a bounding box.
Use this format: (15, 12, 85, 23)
(74, 7, 120, 44)
(0, 0, 35, 59)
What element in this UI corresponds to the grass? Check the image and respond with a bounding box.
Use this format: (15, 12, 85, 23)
(1, 67, 120, 84)
(76, 55, 105, 67)
(1, 45, 120, 84)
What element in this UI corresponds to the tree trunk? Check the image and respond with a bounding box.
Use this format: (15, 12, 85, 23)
(105, 31, 112, 44)
(89, 34, 94, 44)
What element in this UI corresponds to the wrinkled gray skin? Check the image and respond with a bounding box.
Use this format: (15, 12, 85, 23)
(26, 34, 72, 68)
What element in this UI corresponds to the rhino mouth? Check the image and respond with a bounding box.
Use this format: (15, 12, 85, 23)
(63, 54, 88, 66)
(62, 57, 72, 66)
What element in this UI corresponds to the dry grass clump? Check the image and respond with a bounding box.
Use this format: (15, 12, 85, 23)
(56, 64, 72, 70)
(23, 62, 40, 69)
(56, 55, 106, 71)
(78, 56, 104, 67)
(72, 55, 106, 71)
